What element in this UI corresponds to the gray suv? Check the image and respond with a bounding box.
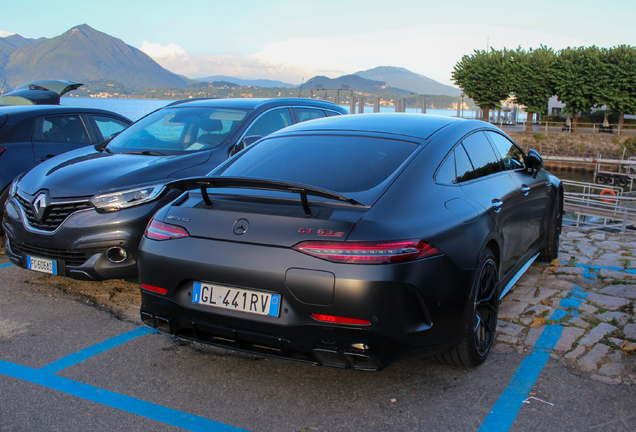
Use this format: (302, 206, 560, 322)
(3, 98, 346, 280)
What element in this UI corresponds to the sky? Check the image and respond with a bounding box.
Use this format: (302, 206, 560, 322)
(1, 0, 635, 86)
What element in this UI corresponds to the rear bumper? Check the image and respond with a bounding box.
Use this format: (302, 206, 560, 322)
(139, 236, 474, 370)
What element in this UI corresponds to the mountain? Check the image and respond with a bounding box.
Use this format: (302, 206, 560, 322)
(2, 24, 189, 91)
(355, 66, 461, 97)
(195, 75, 294, 88)
(302, 74, 411, 96)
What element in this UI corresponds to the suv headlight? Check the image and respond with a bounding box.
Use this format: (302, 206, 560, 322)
(91, 184, 165, 212)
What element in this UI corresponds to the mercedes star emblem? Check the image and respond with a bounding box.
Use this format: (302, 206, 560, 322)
(232, 218, 249, 235)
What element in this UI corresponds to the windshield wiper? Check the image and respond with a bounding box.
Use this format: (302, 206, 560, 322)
(167, 176, 365, 216)
(120, 150, 166, 156)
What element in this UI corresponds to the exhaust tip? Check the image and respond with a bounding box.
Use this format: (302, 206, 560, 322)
(106, 247, 128, 263)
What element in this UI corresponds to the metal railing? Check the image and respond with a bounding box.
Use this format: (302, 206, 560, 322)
(562, 180, 636, 233)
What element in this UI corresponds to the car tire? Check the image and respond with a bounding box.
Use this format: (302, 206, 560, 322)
(538, 192, 561, 262)
(436, 249, 499, 367)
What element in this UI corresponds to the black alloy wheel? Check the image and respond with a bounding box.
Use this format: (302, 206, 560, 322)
(437, 249, 499, 366)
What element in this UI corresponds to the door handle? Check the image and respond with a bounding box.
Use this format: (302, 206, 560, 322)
(521, 185, 530, 196)
(492, 199, 503, 213)
(39, 154, 56, 162)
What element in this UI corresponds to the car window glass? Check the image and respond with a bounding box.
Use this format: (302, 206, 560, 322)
(456, 144, 476, 183)
(325, 110, 341, 117)
(33, 115, 90, 144)
(295, 108, 327, 123)
(92, 116, 130, 141)
(244, 108, 292, 137)
(107, 107, 247, 153)
(0, 118, 34, 144)
(487, 132, 525, 170)
(462, 132, 504, 178)
(436, 151, 456, 185)
(218, 135, 417, 195)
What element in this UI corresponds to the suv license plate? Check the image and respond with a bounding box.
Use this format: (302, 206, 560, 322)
(192, 282, 280, 317)
(27, 256, 57, 275)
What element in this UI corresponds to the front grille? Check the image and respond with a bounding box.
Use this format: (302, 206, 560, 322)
(10, 240, 98, 266)
(16, 194, 92, 231)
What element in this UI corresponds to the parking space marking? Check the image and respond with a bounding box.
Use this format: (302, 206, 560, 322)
(0, 263, 13, 269)
(561, 261, 636, 278)
(39, 327, 158, 374)
(478, 325, 563, 432)
(0, 359, 247, 432)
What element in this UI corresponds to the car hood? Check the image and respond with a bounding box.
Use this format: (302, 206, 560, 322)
(18, 148, 211, 198)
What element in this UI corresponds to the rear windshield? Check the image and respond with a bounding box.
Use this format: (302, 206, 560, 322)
(215, 134, 418, 196)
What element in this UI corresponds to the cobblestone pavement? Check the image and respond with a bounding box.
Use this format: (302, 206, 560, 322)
(494, 226, 636, 385)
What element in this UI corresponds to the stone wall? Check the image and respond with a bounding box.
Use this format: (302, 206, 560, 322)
(507, 131, 633, 160)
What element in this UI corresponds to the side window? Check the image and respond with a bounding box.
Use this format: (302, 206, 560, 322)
(92, 116, 129, 142)
(294, 108, 327, 123)
(244, 108, 292, 137)
(325, 110, 341, 117)
(0, 118, 34, 144)
(33, 116, 90, 144)
(436, 151, 457, 185)
(487, 132, 525, 171)
(456, 144, 476, 183)
(462, 132, 504, 178)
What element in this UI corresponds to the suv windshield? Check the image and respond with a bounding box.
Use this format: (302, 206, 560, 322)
(215, 134, 418, 201)
(107, 107, 248, 154)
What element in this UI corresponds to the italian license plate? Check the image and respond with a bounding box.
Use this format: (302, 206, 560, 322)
(192, 282, 281, 317)
(26, 256, 57, 275)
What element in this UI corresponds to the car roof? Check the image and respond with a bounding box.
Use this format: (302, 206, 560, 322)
(166, 97, 343, 111)
(269, 113, 466, 140)
(0, 104, 131, 124)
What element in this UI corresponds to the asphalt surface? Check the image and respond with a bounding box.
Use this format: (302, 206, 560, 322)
(1, 257, 635, 432)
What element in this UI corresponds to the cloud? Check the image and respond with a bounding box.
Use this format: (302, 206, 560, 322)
(140, 24, 579, 87)
(0, 30, 16, 37)
(140, 41, 187, 59)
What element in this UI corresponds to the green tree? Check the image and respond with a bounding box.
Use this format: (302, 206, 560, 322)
(554, 46, 603, 132)
(598, 45, 636, 130)
(452, 48, 511, 123)
(510, 46, 556, 130)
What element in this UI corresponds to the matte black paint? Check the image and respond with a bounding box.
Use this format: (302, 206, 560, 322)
(138, 114, 562, 369)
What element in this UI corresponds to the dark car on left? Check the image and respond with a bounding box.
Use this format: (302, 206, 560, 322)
(3, 97, 347, 281)
(0, 104, 132, 219)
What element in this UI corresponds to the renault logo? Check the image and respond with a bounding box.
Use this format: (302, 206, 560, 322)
(32, 192, 50, 221)
(233, 218, 249, 235)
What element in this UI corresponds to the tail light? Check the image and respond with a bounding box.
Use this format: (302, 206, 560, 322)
(144, 219, 189, 241)
(140, 284, 168, 294)
(312, 314, 371, 325)
(292, 239, 440, 264)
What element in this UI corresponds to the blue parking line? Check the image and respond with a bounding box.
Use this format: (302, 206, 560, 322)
(0, 359, 247, 432)
(560, 261, 636, 278)
(0, 263, 13, 269)
(478, 325, 563, 432)
(40, 327, 158, 374)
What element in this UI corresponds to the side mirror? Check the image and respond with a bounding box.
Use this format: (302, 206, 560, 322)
(525, 149, 543, 179)
(94, 131, 121, 152)
(229, 135, 262, 157)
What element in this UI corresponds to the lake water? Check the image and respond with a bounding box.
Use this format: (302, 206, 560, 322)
(61, 96, 492, 122)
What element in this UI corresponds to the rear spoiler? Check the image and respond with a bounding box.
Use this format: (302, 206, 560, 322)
(167, 176, 365, 215)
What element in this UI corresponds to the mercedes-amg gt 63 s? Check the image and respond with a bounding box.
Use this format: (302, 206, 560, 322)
(138, 113, 562, 370)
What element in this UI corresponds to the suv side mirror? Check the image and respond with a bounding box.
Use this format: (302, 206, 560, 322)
(229, 135, 262, 157)
(525, 149, 543, 178)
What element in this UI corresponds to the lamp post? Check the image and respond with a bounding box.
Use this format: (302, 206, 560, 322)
(461, 93, 465, 118)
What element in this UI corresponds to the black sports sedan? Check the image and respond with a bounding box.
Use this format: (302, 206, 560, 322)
(137, 113, 563, 370)
(3, 98, 346, 281)
(0, 105, 132, 220)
